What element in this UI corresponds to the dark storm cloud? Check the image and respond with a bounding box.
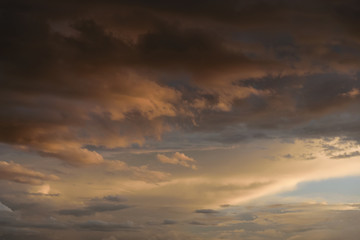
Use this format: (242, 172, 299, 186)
(1, 0, 360, 166)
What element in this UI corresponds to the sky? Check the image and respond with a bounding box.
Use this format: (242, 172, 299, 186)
(1, 0, 360, 239)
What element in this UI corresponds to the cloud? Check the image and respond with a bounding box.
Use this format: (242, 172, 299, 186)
(87, 203, 130, 212)
(0, 211, 67, 231)
(195, 209, 218, 214)
(103, 195, 127, 202)
(0, 202, 12, 212)
(39, 146, 104, 166)
(162, 219, 177, 225)
(2, 1, 360, 239)
(105, 160, 171, 183)
(282, 154, 294, 159)
(101, 236, 119, 240)
(0, 161, 59, 185)
(157, 152, 197, 169)
(189, 220, 209, 225)
(76, 220, 138, 232)
(58, 208, 94, 217)
(1, 0, 360, 167)
(58, 203, 131, 217)
(331, 151, 360, 159)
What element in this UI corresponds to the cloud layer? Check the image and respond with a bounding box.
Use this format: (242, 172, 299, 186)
(1, 0, 360, 166)
(2, 1, 360, 240)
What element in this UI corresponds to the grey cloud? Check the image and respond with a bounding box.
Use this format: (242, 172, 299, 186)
(76, 220, 138, 232)
(0, 196, 55, 215)
(103, 195, 127, 202)
(58, 208, 94, 217)
(220, 204, 231, 208)
(0, 232, 52, 240)
(88, 203, 130, 212)
(195, 209, 218, 214)
(331, 151, 360, 159)
(282, 154, 293, 159)
(0, 201, 13, 212)
(58, 204, 131, 217)
(188, 221, 209, 226)
(0, 204, 135, 233)
(236, 213, 257, 221)
(0, 210, 67, 230)
(162, 219, 177, 225)
(27, 193, 60, 197)
(299, 153, 316, 161)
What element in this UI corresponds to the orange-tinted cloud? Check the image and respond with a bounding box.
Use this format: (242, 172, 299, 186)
(0, 161, 59, 185)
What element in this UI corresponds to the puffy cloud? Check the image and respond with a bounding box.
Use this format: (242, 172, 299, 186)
(157, 152, 197, 169)
(0, 161, 59, 185)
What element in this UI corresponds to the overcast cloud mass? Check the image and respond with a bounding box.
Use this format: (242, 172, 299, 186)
(1, 0, 360, 239)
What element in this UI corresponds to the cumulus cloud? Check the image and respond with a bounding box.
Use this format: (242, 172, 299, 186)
(157, 152, 197, 169)
(0, 161, 59, 185)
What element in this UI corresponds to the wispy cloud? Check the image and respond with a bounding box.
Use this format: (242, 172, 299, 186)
(157, 152, 197, 169)
(0, 161, 59, 185)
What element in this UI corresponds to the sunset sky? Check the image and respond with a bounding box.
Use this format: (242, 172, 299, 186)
(1, 1, 360, 239)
